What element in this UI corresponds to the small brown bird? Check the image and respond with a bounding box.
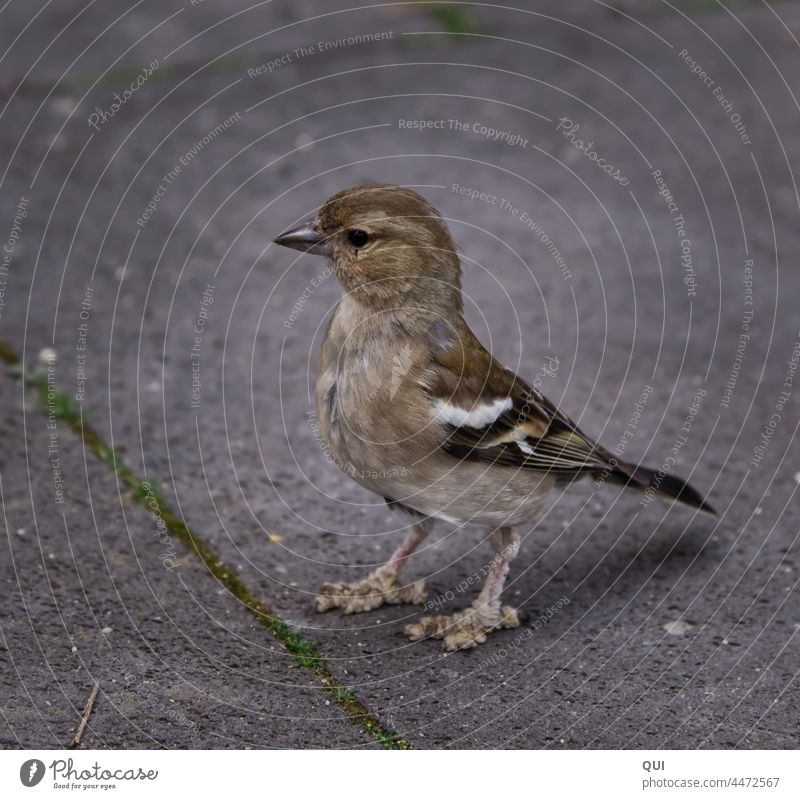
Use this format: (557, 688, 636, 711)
(274, 184, 715, 650)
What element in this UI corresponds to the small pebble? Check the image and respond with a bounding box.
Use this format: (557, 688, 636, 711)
(37, 347, 57, 365)
(662, 619, 692, 636)
(49, 97, 77, 117)
(295, 133, 314, 151)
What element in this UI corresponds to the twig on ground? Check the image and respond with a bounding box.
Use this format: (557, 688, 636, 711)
(69, 681, 100, 749)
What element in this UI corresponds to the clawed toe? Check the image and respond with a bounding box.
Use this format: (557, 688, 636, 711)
(315, 581, 377, 614)
(314, 573, 427, 614)
(404, 604, 520, 650)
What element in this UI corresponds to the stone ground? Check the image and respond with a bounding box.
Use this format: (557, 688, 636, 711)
(0, 0, 798, 749)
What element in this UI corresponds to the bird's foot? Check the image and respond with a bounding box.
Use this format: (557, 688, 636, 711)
(404, 602, 520, 651)
(315, 567, 427, 614)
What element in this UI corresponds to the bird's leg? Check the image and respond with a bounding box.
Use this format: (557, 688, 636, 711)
(404, 526, 521, 650)
(315, 520, 431, 614)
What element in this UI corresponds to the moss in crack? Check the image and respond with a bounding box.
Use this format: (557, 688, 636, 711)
(22, 365, 83, 423)
(2, 346, 412, 749)
(427, 4, 483, 37)
(333, 686, 357, 705)
(282, 632, 325, 672)
(370, 726, 413, 751)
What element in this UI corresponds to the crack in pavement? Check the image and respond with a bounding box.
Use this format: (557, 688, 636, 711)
(0, 336, 411, 750)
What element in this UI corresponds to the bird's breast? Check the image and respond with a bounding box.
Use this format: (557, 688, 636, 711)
(314, 327, 442, 494)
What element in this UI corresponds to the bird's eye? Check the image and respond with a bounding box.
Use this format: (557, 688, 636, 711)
(347, 229, 369, 248)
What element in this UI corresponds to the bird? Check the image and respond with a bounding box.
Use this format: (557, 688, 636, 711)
(274, 183, 716, 651)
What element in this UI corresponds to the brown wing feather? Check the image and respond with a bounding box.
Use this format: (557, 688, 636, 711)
(427, 326, 621, 478)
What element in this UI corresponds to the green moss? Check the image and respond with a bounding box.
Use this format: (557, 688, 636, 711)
(333, 686, 357, 704)
(280, 626, 325, 671)
(23, 365, 83, 424)
(0, 341, 20, 367)
(427, 4, 482, 37)
(1, 340, 412, 750)
(372, 726, 413, 751)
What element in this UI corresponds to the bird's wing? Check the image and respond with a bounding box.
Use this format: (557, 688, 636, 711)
(425, 328, 619, 478)
(418, 323, 716, 513)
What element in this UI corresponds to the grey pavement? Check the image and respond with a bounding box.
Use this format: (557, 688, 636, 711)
(0, 0, 798, 748)
(0, 375, 376, 748)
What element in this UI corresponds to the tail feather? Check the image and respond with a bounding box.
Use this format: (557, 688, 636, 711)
(609, 462, 717, 516)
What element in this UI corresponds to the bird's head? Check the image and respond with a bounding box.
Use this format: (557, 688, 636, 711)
(274, 184, 462, 313)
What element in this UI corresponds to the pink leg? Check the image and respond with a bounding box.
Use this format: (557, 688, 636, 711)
(385, 522, 430, 572)
(315, 520, 432, 613)
(475, 526, 520, 616)
(405, 526, 521, 650)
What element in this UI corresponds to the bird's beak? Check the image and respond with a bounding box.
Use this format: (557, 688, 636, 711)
(273, 217, 330, 256)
